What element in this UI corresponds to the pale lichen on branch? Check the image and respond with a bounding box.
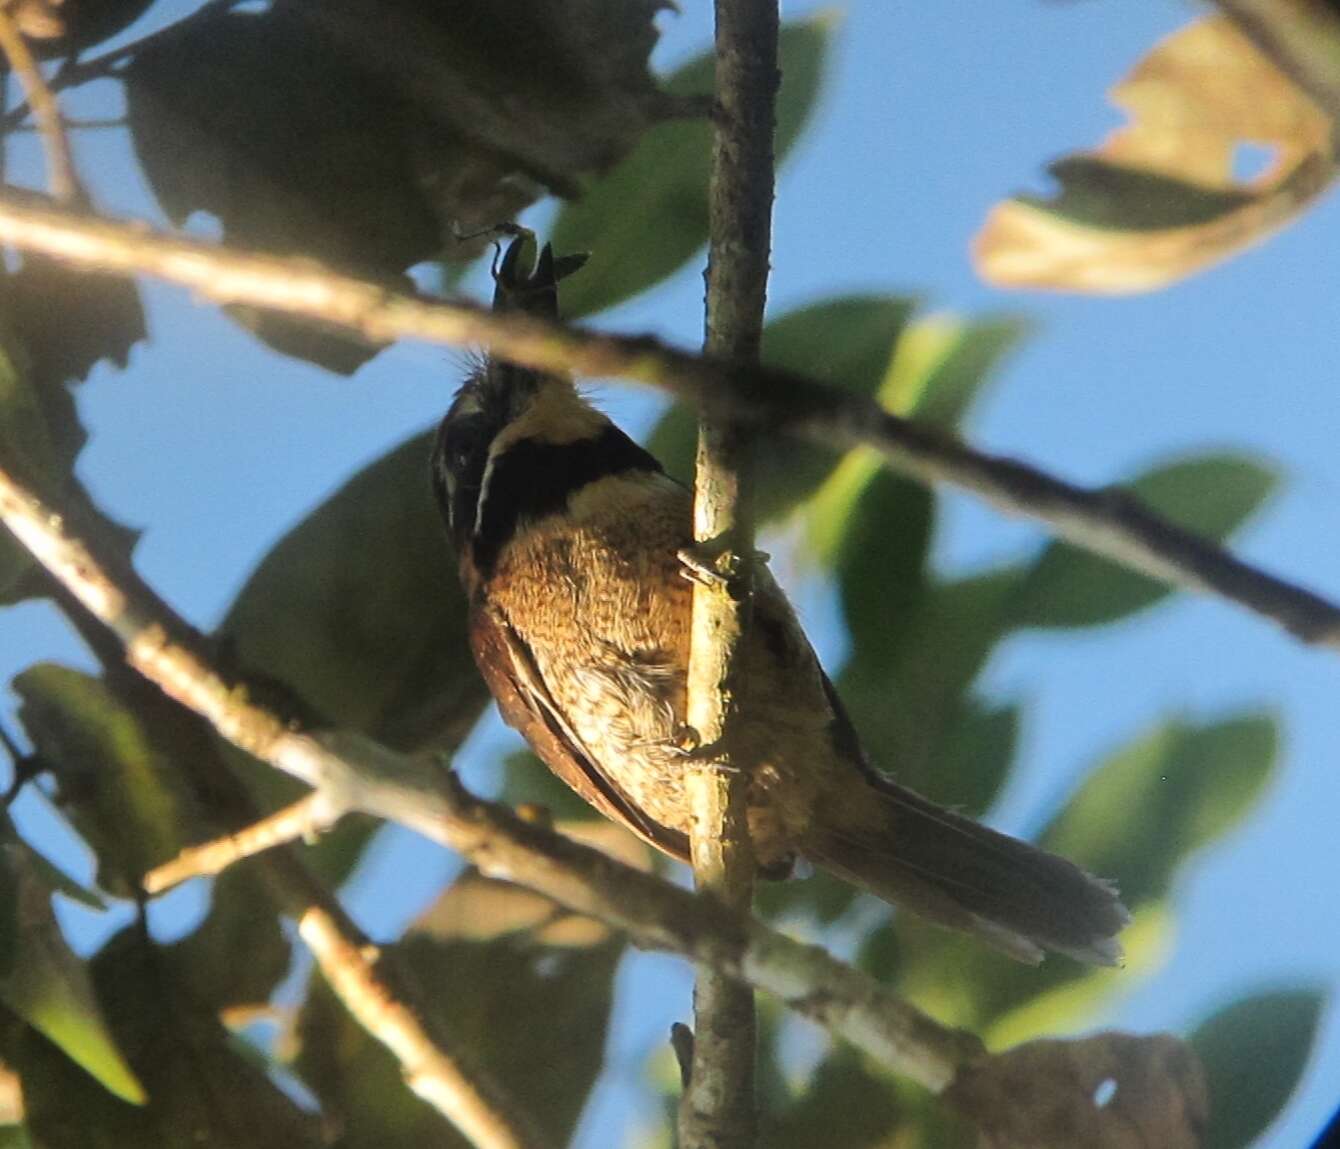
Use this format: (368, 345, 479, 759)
(678, 1, 780, 1144)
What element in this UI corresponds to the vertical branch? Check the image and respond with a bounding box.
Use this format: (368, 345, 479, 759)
(679, 1, 778, 1147)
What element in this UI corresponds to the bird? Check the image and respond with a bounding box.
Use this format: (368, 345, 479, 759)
(431, 235, 1128, 965)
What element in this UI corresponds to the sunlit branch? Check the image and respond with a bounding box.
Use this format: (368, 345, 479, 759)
(0, 7, 79, 200)
(678, 0, 780, 1143)
(142, 791, 342, 894)
(0, 457, 983, 1096)
(0, 513, 548, 1149)
(0, 192, 1336, 653)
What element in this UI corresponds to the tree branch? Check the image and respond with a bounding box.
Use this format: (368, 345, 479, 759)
(0, 457, 984, 1098)
(21, 555, 547, 1147)
(0, 192, 1337, 652)
(292, 901, 547, 1148)
(0, 0, 244, 132)
(679, 2, 778, 1145)
(142, 791, 342, 894)
(0, 6, 79, 201)
(1211, 0, 1340, 131)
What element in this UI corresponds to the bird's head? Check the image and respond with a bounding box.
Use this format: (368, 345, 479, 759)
(431, 235, 611, 563)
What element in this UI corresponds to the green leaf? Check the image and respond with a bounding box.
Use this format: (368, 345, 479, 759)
(292, 822, 639, 1147)
(124, 8, 438, 372)
(879, 312, 1029, 429)
(0, 849, 16, 979)
(223, 429, 483, 750)
(6, 841, 103, 912)
(935, 698, 1021, 820)
(763, 1047, 903, 1149)
(799, 310, 1029, 811)
(10, 928, 322, 1148)
(1011, 453, 1277, 629)
(0, 337, 61, 603)
(553, 15, 832, 318)
(0, 854, 143, 1105)
(837, 569, 1023, 806)
(825, 462, 933, 674)
(14, 665, 202, 895)
(1192, 987, 1324, 1149)
(1041, 713, 1278, 908)
(220, 428, 491, 883)
(166, 868, 291, 1015)
(8, 255, 145, 391)
(14, 664, 291, 1011)
(502, 749, 602, 820)
(0, 331, 65, 493)
(124, 0, 672, 369)
(984, 904, 1175, 1048)
(649, 295, 914, 522)
(767, 577, 1021, 925)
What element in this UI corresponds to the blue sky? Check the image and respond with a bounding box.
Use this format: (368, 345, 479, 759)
(2, 1, 1338, 1145)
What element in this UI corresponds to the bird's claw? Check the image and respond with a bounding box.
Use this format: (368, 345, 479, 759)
(676, 543, 769, 592)
(667, 723, 702, 756)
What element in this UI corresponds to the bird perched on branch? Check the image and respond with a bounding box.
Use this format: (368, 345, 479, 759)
(431, 235, 1128, 964)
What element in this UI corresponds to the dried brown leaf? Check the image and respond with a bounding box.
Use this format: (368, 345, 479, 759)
(974, 16, 1336, 293)
(945, 1031, 1208, 1149)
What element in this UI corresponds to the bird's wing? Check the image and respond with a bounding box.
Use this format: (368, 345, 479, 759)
(469, 603, 691, 863)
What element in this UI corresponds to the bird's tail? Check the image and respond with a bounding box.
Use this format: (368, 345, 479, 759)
(802, 774, 1129, 965)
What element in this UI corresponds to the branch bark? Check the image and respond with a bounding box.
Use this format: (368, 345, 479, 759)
(679, 3, 778, 1145)
(0, 458, 984, 1098)
(0, 193, 1337, 653)
(0, 6, 79, 201)
(20, 557, 546, 1146)
(142, 791, 342, 894)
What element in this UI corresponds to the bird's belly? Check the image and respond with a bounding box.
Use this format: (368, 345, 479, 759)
(487, 475, 830, 869)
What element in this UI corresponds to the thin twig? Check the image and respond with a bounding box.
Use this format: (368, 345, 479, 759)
(0, 716, 38, 805)
(143, 791, 344, 894)
(0, 193, 1336, 652)
(295, 904, 546, 1148)
(0, 7, 79, 200)
(1, 0, 242, 131)
(0, 458, 984, 1095)
(679, 1, 778, 1145)
(7, 115, 128, 132)
(0, 716, 24, 764)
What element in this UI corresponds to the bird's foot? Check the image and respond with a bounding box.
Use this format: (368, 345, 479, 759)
(665, 723, 702, 756)
(676, 542, 770, 594)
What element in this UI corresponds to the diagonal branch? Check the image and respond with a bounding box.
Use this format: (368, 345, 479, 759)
(0, 456, 984, 1098)
(142, 791, 340, 893)
(0, 192, 1337, 651)
(31, 563, 546, 1147)
(280, 865, 548, 1149)
(678, 1, 778, 1144)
